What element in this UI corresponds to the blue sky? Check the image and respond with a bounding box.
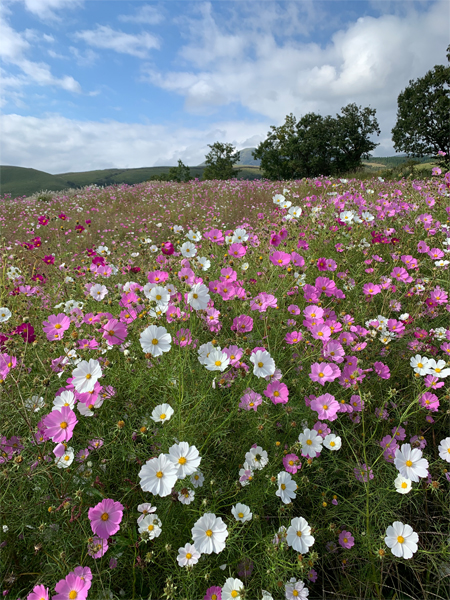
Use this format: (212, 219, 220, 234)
(1, 0, 448, 174)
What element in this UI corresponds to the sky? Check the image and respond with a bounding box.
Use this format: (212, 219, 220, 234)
(0, 0, 448, 174)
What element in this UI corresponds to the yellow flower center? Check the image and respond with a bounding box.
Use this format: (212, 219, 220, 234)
(397, 535, 404, 544)
(152, 339, 158, 345)
(55, 324, 62, 329)
(306, 439, 312, 445)
(293, 592, 299, 598)
(69, 592, 78, 600)
(405, 460, 413, 467)
(186, 552, 192, 559)
(231, 592, 239, 598)
(401, 482, 407, 488)
(296, 531, 302, 537)
(159, 413, 166, 420)
(205, 529, 213, 537)
(215, 360, 222, 366)
(323, 404, 328, 410)
(258, 362, 263, 368)
(193, 293, 198, 299)
(85, 373, 91, 380)
(281, 484, 286, 490)
(178, 457, 187, 465)
(318, 372, 324, 378)
(273, 391, 280, 397)
(330, 441, 335, 447)
(148, 524, 154, 531)
(288, 460, 294, 466)
(238, 512, 244, 518)
(156, 471, 163, 478)
(60, 421, 68, 429)
(101, 512, 109, 521)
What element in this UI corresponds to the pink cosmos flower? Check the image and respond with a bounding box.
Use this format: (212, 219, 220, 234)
(285, 331, 303, 344)
(205, 228, 224, 244)
(291, 252, 305, 267)
(88, 498, 124, 539)
(315, 277, 337, 297)
(310, 393, 339, 421)
(287, 304, 300, 315)
(53, 574, 88, 600)
(303, 305, 324, 319)
(223, 345, 243, 365)
(322, 340, 345, 363)
(42, 313, 71, 341)
(43, 406, 78, 443)
(354, 464, 374, 483)
(339, 530, 355, 549)
(220, 267, 237, 282)
(204, 586, 222, 600)
(270, 251, 291, 267)
(373, 362, 390, 379)
(419, 392, 439, 412)
(283, 453, 301, 474)
(239, 389, 262, 411)
(102, 319, 128, 346)
(27, 584, 49, 600)
(311, 324, 331, 342)
(229, 243, 246, 258)
(148, 270, 169, 284)
(231, 314, 253, 333)
(263, 381, 289, 405)
(309, 362, 341, 386)
(363, 283, 381, 296)
(87, 536, 108, 559)
(174, 328, 192, 346)
(313, 421, 331, 437)
(72, 566, 92, 591)
(178, 267, 195, 285)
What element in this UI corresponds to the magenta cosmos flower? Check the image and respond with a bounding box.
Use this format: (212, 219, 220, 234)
(231, 314, 253, 333)
(263, 381, 289, 405)
(102, 319, 128, 346)
(310, 393, 339, 421)
(339, 530, 355, 549)
(270, 251, 291, 267)
(43, 406, 77, 443)
(309, 362, 341, 386)
(239, 389, 262, 411)
(204, 586, 222, 600)
(283, 453, 301, 474)
(87, 536, 108, 559)
(228, 243, 247, 258)
(27, 584, 49, 600)
(53, 574, 88, 600)
(42, 313, 71, 341)
(88, 498, 124, 539)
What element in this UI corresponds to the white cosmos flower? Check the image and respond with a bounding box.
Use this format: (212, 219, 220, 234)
(96, 245, 110, 256)
(238, 462, 254, 487)
(361, 211, 374, 222)
(77, 397, 104, 417)
(384, 522, 418, 559)
(186, 230, 201, 242)
(222, 578, 244, 600)
(138, 514, 162, 540)
(196, 256, 211, 271)
(191, 513, 228, 554)
(232, 228, 248, 243)
(71, 359, 102, 394)
(249, 350, 275, 378)
(394, 444, 429, 482)
(298, 428, 323, 458)
(323, 434, 342, 451)
(0, 308, 11, 322)
(438, 437, 450, 463)
(245, 446, 268, 470)
(177, 543, 200, 567)
(180, 241, 197, 258)
(89, 283, 108, 300)
(52, 390, 76, 411)
(24, 395, 45, 412)
(286, 517, 315, 553)
(409, 355, 432, 376)
(168, 442, 201, 479)
(288, 206, 302, 218)
(178, 489, 195, 504)
(190, 470, 205, 488)
(204, 349, 230, 372)
(151, 403, 174, 423)
(149, 286, 170, 305)
(173, 225, 184, 234)
(188, 283, 210, 310)
(138, 453, 178, 497)
(285, 579, 309, 600)
(198, 341, 220, 365)
(137, 503, 156, 523)
(425, 358, 450, 378)
(394, 474, 412, 494)
(340, 211, 355, 223)
(241, 262, 249, 271)
(231, 503, 252, 523)
(140, 325, 172, 357)
(275, 471, 297, 504)
(273, 194, 285, 205)
(55, 447, 74, 468)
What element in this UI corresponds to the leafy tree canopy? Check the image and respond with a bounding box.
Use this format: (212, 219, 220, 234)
(168, 160, 194, 183)
(202, 142, 241, 181)
(392, 45, 450, 168)
(253, 103, 380, 180)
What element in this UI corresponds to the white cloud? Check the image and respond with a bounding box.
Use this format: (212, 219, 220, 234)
(118, 4, 165, 25)
(21, 0, 82, 21)
(0, 113, 271, 173)
(145, 0, 448, 154)
(73, 25, 160, 58)
(0, 8, 83, 97)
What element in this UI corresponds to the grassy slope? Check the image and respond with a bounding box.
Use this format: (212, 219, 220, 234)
(0, 166, 72, 198)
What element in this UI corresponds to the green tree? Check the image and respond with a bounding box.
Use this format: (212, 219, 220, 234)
(168, 160, 193, 183)
(391, 45, 450, 168)
(202, 142, 241, 180)
(253, 104, 380, 180)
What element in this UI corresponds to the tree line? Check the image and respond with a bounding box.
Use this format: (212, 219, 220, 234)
(149, 45, 449, 182)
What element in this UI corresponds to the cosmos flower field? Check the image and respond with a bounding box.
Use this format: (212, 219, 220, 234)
(1, 171, 449, 600)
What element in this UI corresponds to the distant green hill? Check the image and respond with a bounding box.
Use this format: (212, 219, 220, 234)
(0, 166, 73, 198)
